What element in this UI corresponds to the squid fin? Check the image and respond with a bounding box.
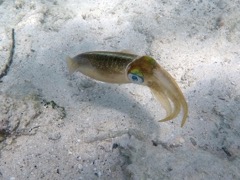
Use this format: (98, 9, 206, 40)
(66, 56, 79, 74)
(120, 49, 134, 54)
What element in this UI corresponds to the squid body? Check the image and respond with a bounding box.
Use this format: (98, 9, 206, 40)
(67, 51, 188, 127)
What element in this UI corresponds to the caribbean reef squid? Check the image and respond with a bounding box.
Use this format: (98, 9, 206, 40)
(67, 51, 188, 127)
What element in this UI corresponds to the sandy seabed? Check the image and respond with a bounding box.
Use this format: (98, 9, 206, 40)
(0, 0, 240, 179)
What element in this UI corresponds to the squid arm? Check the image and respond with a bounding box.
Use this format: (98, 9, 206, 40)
(148, 64, 188, 127)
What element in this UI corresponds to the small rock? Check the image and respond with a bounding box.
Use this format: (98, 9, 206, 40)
(190, 137, 197, 146)
(78, 164, 83, 170)
(48, 133, 61, 141)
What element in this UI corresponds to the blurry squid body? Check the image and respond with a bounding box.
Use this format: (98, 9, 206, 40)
(67, 51, 188, 127)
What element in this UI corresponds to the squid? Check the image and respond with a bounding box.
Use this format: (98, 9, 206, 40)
(67, 51, 188, 127)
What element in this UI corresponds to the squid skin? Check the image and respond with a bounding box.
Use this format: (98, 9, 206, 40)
(67, 51, 188, 127)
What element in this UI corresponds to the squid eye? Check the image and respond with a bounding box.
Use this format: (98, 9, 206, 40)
(128, 73, 144, 84)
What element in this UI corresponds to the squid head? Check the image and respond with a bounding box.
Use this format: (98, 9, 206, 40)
(126, 56, 188, 127)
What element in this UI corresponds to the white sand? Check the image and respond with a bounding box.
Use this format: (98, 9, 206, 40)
(0, 0, 240, 179)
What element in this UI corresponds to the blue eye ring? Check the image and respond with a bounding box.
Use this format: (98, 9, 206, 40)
(128, 73, 144, 84)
